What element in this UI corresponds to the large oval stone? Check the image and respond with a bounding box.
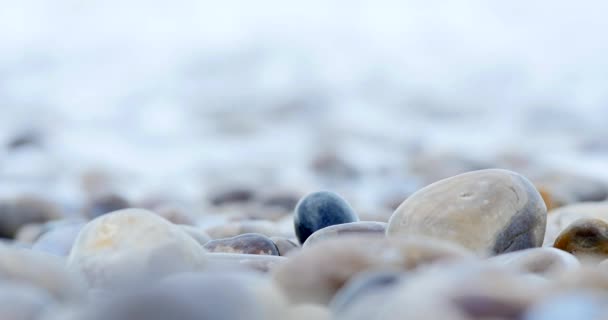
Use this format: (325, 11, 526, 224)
(67, 209, 206, 288)
(294, 191, 358, 244)
(387, 169, 547, 256)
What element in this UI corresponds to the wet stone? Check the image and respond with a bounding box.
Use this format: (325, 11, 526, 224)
(67, 209, 207, 289)
(204, 233, 279, 255)
(303, 221, 386, 248)
(294, 191, 358, 244)
(270, 237, 299, 256)
(387, 169, 547, 256)
(553, 218, 608, 258)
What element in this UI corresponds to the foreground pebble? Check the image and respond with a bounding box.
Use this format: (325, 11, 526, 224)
(273, 235, 473, 305)
(67, 208, 206, 288)
(294, 191, 359, 244)
(387, 169, 547, 255)
(303, 221, 386, 248)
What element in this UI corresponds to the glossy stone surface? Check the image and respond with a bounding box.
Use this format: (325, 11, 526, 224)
(67, 209, 206, 288)
(387, 169, 547, 256)
(294, 191, 358, 244)
(303, 221, 386, 248)
(204, 233, 279, 255)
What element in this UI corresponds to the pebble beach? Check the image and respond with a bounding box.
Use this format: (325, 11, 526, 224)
(3, 1, 608, 319)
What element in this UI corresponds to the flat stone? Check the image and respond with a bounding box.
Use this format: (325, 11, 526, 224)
(270, 237, 299, 256)
(204, 233, 279, 255)
(303, 221, 386, 248)
(67, 209, 206, 288)
(387, 169, 547, 256)
(272, 235, 474, 305)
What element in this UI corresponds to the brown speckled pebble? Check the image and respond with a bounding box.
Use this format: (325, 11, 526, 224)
(204, 233, 279, 255)
(553, 218, 608, 258)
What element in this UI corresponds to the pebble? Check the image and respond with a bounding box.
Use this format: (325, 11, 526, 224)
(204, 233, 279, 255)
(154, 205, 196, 225)
(544, 202, 608, 246)
(67, 208, 206, 288)
(387, 169, 547, 256)
(272, 235, 473, 305)
(553, 218, 608, 258)
(15, 223, 45, 244)
(209, 187, 256, 206)
(524, 291, 608, 320)
(32, 222, 84, 256)
(0, 196, 61, 239)
(83, 272, 288, 320)
(486, 247, 580, 277)
(0, 243, 86, 302)
(0, 282, 54, 320)
(270, 236, 299, 256)
(294, 191, 359, 244)
(303, 221, 386, 248)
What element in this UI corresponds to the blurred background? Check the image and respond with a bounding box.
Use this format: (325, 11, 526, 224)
(2, 0, 608, 219)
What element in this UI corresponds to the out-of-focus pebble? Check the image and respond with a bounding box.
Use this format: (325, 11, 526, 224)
(204, 233, 279, 255)
(303, 221, 386, 248)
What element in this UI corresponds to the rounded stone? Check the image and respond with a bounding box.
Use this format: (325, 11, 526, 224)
(486, 247, 580, 276)
(303, 221, 386, 248)
(294, 191, 358, 244)
(272, 235, 474, 305)
(83, 272, 287, 320)
(270, 237, 299, 256)
(32, 222, 84, 256)
(532, 171, 608, 208)
(524, 291, 608, 320)
(67, 209, 206, 288)
(553, 218, 608, 258)
(0, 196, 61, 239)
(0, 282, 55, 320)
(544, 202, 608, 246)
(387, 169, 547, 256)
(0, 244, 86, 302)
(204, 233, 279, 255)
